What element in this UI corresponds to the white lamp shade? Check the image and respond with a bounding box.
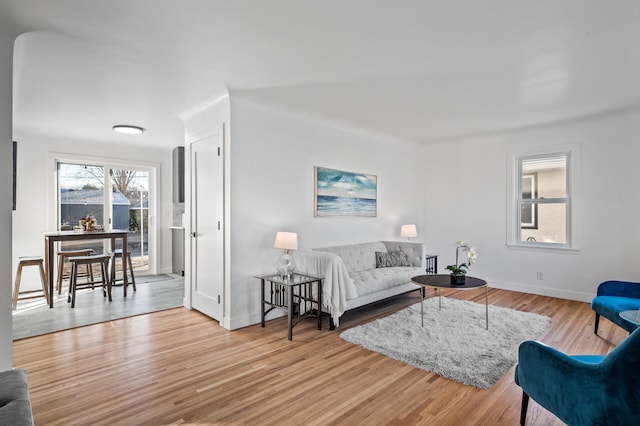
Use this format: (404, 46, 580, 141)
(274, 231, 298, 250)
(400, 224, 417, 238)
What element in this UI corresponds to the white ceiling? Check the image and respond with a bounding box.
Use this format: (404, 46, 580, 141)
(3, 0, 639, 148)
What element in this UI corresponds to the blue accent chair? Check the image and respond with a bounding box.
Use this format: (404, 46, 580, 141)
(591, 280, 640, 334)
(514, 328, 640, 425)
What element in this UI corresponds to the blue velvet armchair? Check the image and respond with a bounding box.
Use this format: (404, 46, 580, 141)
(514, 328, 640, 425)
(591, 280, 640, 334)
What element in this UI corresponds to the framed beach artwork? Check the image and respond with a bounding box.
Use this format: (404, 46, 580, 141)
(314, 166, 377, 217)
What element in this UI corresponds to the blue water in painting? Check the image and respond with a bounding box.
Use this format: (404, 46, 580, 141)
(316, 195, 376, 216)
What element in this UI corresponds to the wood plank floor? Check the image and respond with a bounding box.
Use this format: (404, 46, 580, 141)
(13, 288, 628, 425)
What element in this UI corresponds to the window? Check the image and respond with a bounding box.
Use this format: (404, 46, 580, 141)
(508, 145, 579, 251)
(55, 158, 156, 274)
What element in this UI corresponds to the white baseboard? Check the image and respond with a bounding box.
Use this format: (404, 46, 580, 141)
(489, 280, 594, 303)
(226, 312, 268, 330)
(219, 281, 595, 331)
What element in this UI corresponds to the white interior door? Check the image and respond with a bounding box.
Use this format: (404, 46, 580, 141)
(190, 131, 224, 320)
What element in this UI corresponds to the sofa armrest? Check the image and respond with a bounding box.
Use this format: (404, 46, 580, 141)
(381, 241, 424, 268)
(292, 249, 357, 327)
(596, 280, 640, 298)
(0, 369, 34, 426)
(515, 341, 606, 425)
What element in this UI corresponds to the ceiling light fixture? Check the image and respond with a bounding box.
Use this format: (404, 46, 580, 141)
(112, 125, 144, 135)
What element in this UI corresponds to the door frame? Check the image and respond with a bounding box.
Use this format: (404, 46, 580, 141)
(183, 124, 228, 326)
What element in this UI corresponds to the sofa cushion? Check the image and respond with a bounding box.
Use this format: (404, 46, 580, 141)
(375, 251, 411, 268)
(382, 241, 424, 267)
(350, 266, 423, 296)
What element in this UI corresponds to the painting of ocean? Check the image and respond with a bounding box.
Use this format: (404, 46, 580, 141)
(314, 167, 377, 217)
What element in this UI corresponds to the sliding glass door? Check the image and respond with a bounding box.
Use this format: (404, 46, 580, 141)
(57, 163, 107, 258)
(57, 161, 153, 274)
(111, 168, 150, 271)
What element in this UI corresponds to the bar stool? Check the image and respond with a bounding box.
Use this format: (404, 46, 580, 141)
(13, 256, 49, 310)
(56, 248, 95, 294)
(109, 249, 136, 292)
(67, 254, 111, 308)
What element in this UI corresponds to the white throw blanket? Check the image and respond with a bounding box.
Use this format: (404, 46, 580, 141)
(293, 249, 357, 327)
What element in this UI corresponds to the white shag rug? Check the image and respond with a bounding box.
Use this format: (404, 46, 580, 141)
(340, 297, 551, 389)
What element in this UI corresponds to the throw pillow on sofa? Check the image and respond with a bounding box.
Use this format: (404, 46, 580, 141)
(375, 251, 411, 268)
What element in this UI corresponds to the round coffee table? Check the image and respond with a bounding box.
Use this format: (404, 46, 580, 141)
(619, 310, 640, 328)
(411, 274, 488, 329)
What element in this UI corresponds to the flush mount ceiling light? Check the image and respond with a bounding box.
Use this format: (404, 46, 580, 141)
(112, 125, 144, 135)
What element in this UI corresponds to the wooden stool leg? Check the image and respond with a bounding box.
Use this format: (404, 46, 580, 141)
(38, 261, 50, 305)
(110, 255, 116, 287)
(104, 258, 111, 289)
(67, 262, 74, 303)
(56, 256, 64, 294)
(107, 260, 112, 301)
(12, 264, 24, 310)
(100, 260, 106, 297)
(86, 264, 94, 289)
(127, 254, 136, 291)
(70, 262, 77, 308)
(102, 260, 112, 301)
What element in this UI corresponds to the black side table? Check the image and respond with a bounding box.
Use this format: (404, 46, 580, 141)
(255, 272, 323, 341)
(425, 254, 438, 274)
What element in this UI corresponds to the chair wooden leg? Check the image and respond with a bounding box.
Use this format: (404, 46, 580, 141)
(520, 391, 529, 425)
(594, 313, 600, 335)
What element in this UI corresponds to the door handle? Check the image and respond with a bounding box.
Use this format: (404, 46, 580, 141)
(191, 232, 197, 238)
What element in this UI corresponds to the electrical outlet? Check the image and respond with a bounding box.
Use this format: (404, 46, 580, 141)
(536, 272, 544, 280)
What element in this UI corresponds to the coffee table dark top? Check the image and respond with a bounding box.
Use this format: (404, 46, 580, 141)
(411, 274, 487, 289)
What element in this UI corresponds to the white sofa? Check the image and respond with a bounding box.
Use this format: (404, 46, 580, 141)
(294, 241, 424, 328)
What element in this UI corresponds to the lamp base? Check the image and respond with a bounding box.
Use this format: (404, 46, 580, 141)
(276, 253, 296, 279)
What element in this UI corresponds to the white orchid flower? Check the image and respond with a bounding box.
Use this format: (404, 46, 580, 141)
(447, 240, 478, 273)
(468, 248, 477, 265)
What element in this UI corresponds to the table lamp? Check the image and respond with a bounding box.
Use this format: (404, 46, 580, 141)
(400, 224, 417, 241)
(274, 231, 298, 278)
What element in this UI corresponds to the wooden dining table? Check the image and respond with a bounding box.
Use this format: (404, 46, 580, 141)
(44, 229, 129, 308)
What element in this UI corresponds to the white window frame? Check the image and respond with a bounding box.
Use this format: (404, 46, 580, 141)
(506, 143, 580, 253)
(48, 151, 160, 274)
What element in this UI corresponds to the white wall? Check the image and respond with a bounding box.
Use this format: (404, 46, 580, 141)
(0, 33, 14, 370)
(227, 94, 422, 329)
(11, 132, 176, 292)
(421, 109, 640, 302)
